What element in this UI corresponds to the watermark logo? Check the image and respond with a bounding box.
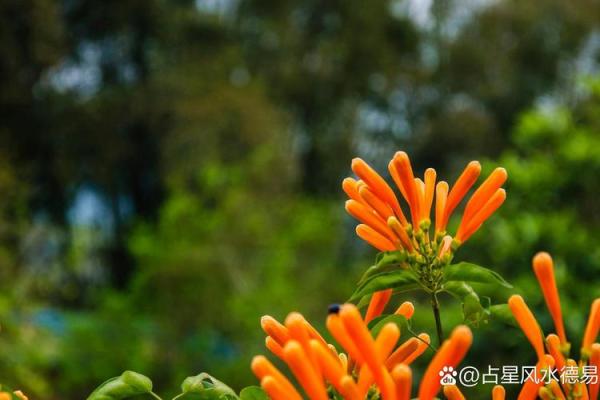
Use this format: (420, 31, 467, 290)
(439, 366, 457, 385)
(437, 365, 598, 387)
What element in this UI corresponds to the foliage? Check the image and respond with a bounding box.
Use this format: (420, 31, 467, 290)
(0, 0, 600, 398)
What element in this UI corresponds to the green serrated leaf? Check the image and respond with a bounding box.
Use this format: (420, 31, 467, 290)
(443, 262, 512, 288)
(181, 373, 238, 399)
(367, 314, 409, 338)
(349, 269, 419, 303)
(239, 386, 268, 400)
(86, 371, 153, 400)
(444, 281, 488, 326)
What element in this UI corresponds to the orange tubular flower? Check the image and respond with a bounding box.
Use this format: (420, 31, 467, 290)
(492, 385, 506, 400)
(583, 299, 600, 355)
(265, 336, 285, 359)
(461, 167, 507, 225)
(283, 341, 328, 400)
(440, 161, 481, 231)
(391, 364, 411, 400)
(251, 355, 303, 399)
(532, 252, 567, 344)
(339, 304, 397, 400)
(402, 333, 430, 365)
(517, 355, 555, 400)
(343, 153, 506, 258)
(508, 295, 546, 361)
(590, 343, 600, 400)
(385, 338, 419, 369)
(365, 289, 393, 324)
(394, 301, 415, 319)
(253, 306, 439, 400)
(418, 325, 472, 400)
(261, 316, 290, 345)
(455, 188, 506, 243)
(443, 385, 466, 400)
(356, 224, 396, 252)
(545, 334, 566, 373)
(435, 181, 449, 233)
(352, 158, 407, 226)
(390, 152, 420, 227)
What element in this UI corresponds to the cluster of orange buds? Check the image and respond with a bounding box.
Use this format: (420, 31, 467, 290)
(252, 303, 475, 400)
(343, 152, 507, 260)
(508, 252, 600, 399)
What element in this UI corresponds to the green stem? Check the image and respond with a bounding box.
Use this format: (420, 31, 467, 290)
(431, 292, 444, 346)
(149, 391, 164, 400)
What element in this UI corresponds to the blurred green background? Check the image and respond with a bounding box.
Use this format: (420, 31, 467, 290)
(1, 0, 600, 398)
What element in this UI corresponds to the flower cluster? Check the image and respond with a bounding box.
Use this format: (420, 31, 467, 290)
(507, 252, 600, 400)
(343, 152, 507, 258)
(252, 303, 474, 400)
(343, 152, 508, 332)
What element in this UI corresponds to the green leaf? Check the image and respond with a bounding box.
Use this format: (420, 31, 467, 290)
(349, 269, 419, 303)
(181, 373, 238, 400)
(357, 251, 406, 286)
(239, 387, 268, 400)
(443, 262, 512, 288)
(444, 282, 488, 326)
(86, 371, 153, 400)
(488, 304, 517, 327)
(367, 314, 409, 338)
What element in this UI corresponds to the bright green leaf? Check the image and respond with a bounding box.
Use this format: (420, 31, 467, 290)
(443, 262, 512, 288)
(86, 371, 153, 400)
(349, 269, 419, 303)
(488, 304, 517, 327)
(358, 251, 406, 286)
(239, 387, 268, 400)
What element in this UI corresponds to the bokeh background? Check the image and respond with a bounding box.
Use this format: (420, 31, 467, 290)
(1, 0, 600, 398)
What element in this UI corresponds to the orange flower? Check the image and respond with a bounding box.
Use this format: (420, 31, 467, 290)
(365, 289, 393, 324)
(516, 354, 555, 400)
(253, 305, 433, 400)
(589, 343, 600, 400)
(283, 341, 328, 400)
(532, 252, 567, 345)
(343, 152, 506, 257)
(440, 161, 481, 231)
(583, 299, 600, 355)
(443, 384, 466, 400)
(455, 188, 506, 243)
(508, 295, 545, 361)
(391, 364, 411, 400)
(352, 158, 407, 226)
(492, 385, 506, 400)
(418, 325, 472, 400)
(512, 252, 600, 400)
(394, 301, 415, 319)
(545, 334, 566, 373)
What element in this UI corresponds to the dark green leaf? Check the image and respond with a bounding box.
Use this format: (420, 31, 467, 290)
(443, 262, 512, 288)
(349, 269, 419, 303)
(239, 387, 268, 400)
(367, 314, 409, 338)
(86, 371, 153, 400)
